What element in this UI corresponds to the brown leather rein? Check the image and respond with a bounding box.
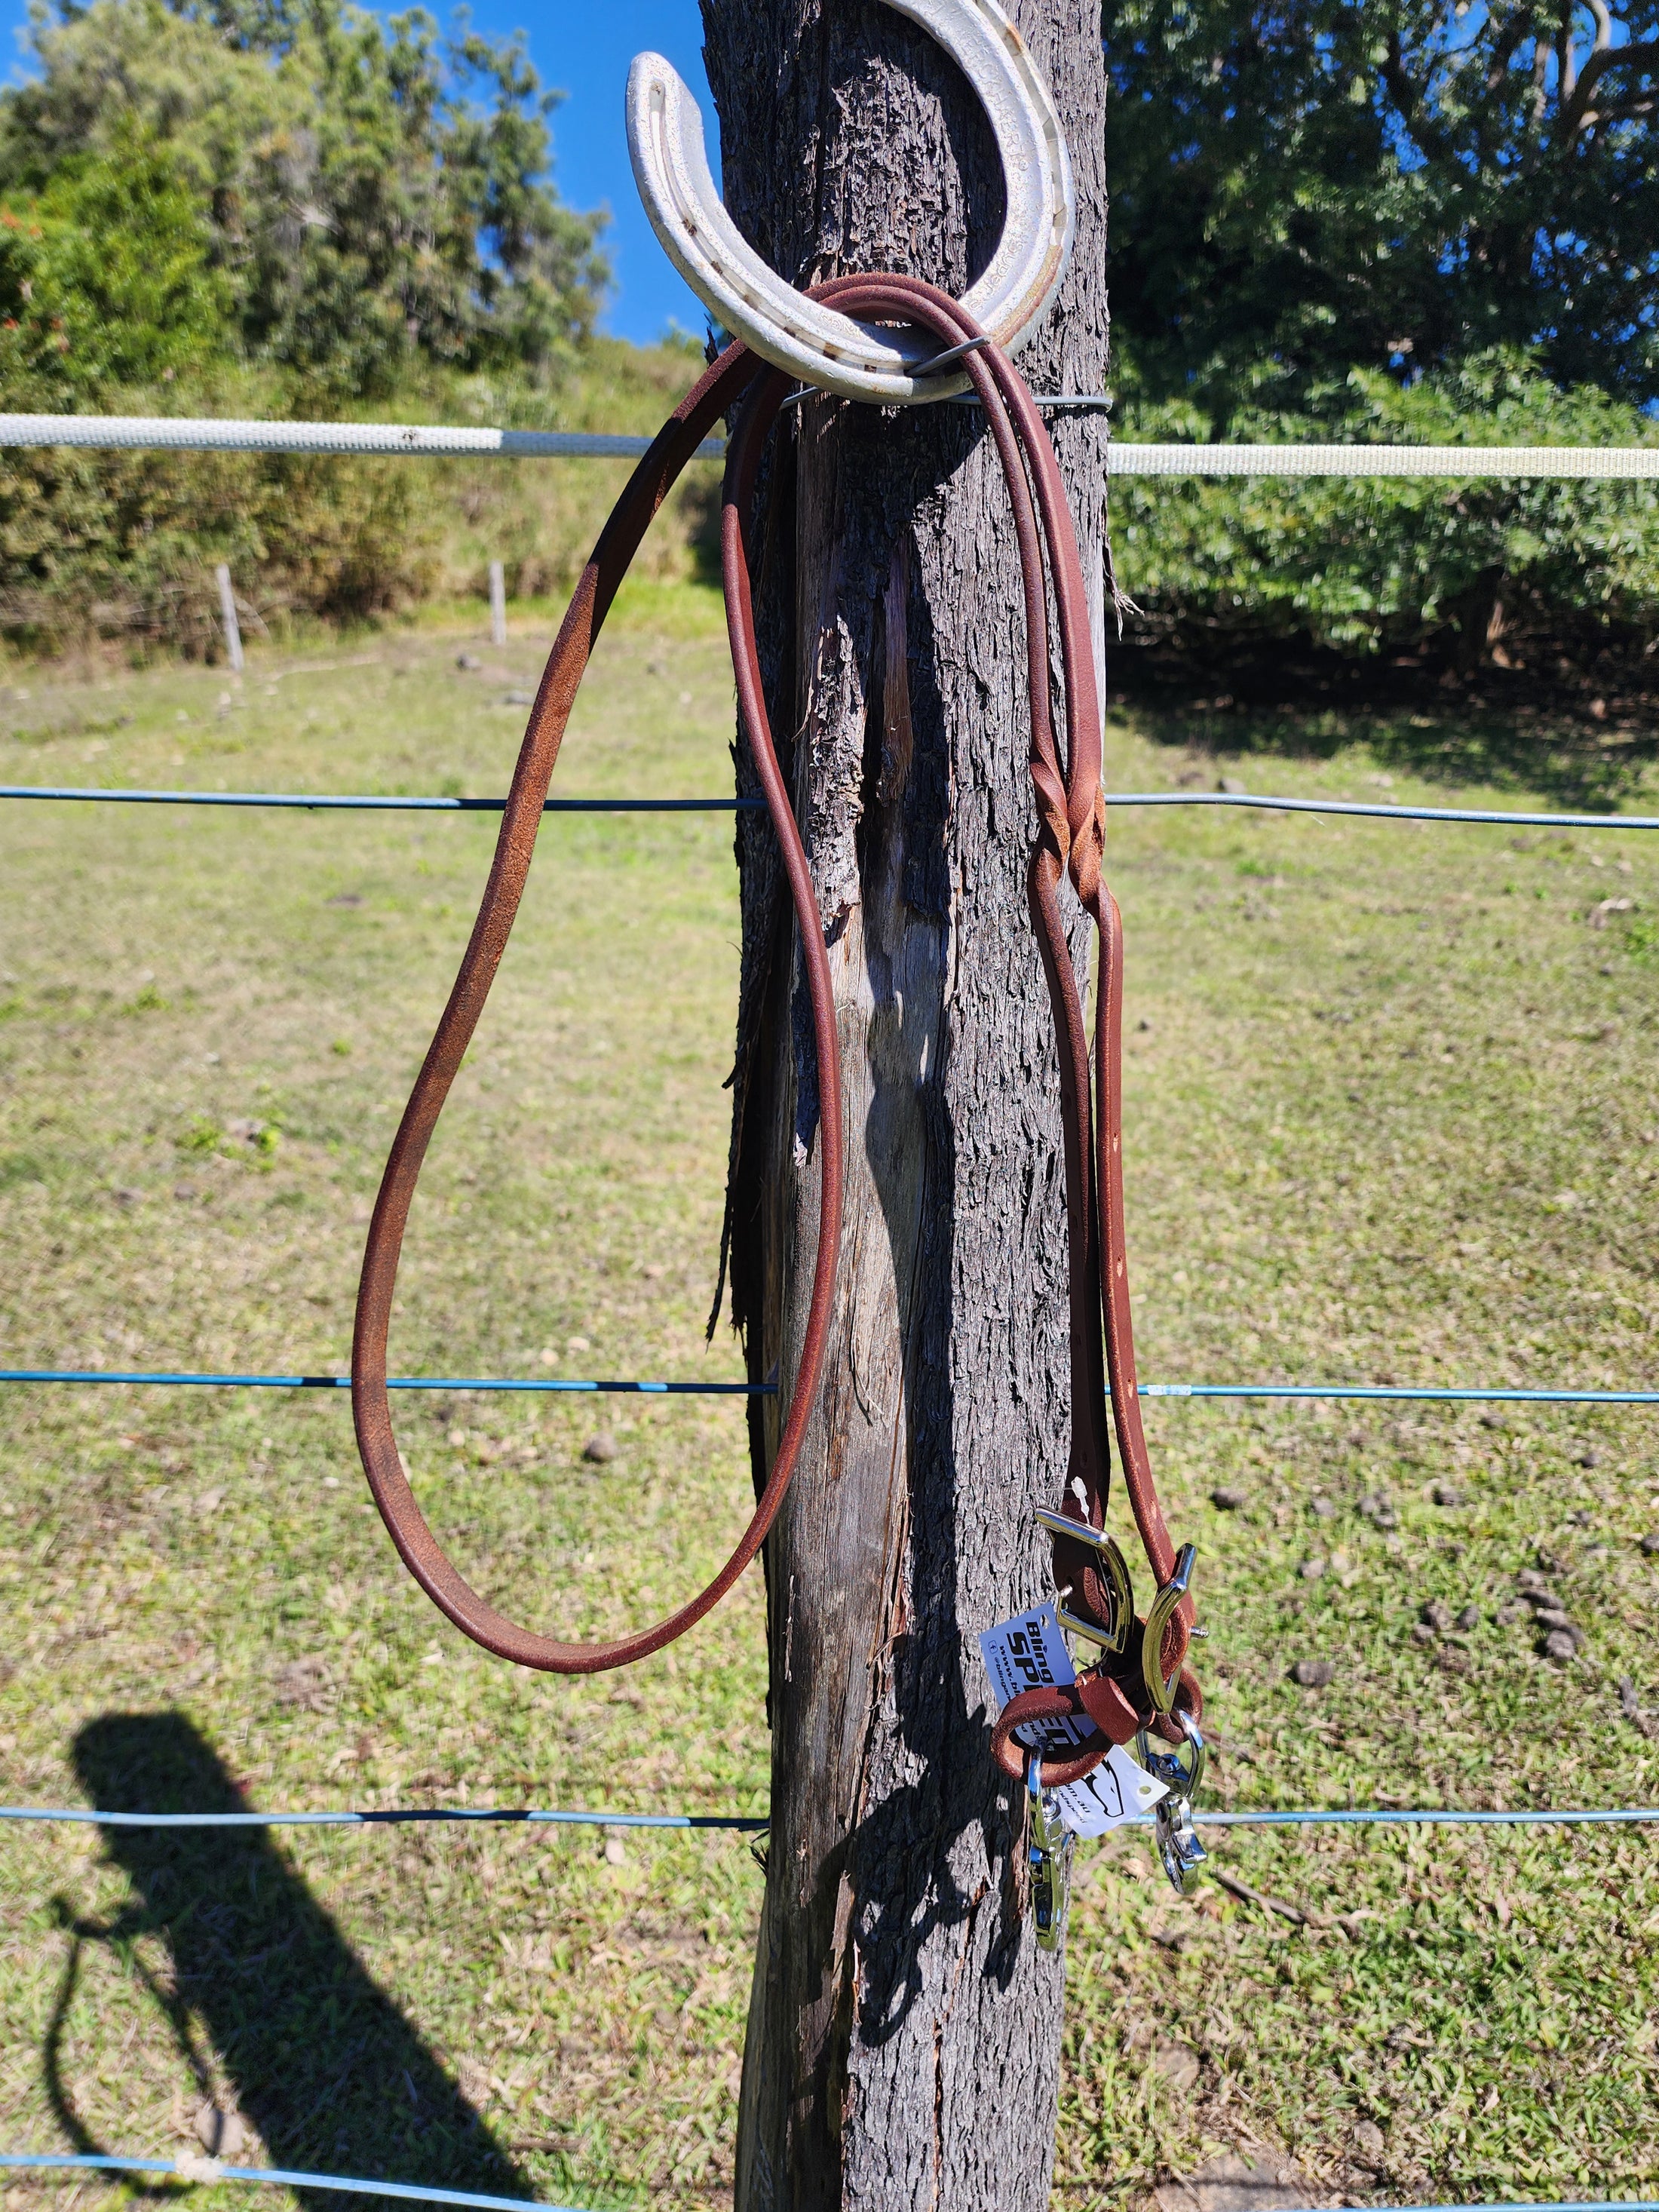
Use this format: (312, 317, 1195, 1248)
(351, 274, 1198, 1775)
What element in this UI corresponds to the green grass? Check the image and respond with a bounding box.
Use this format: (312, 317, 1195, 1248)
(2, 597, 1658, 2211)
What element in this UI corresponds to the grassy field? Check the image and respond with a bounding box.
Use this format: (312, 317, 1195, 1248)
(2, 584, 1657, 2212)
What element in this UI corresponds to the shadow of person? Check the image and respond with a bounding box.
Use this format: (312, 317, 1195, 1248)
(60, 1712, 532, 2210)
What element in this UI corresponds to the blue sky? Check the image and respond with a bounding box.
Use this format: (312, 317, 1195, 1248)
(0, 1, 716, 346)
(499, 5, 714, 344)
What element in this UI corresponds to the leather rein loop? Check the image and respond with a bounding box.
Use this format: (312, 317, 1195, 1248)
(351, 278, 1201, 1758)
(351, 341, 843, 1674)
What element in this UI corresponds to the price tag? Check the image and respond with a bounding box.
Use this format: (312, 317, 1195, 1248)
(980, 1604, 1170, 1838)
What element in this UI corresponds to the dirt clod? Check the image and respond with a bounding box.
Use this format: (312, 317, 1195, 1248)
(1351, 2119, 1387, 2169)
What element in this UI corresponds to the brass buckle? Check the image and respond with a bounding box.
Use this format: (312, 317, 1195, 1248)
(1036, 1505, 1133, 1656)
(1141, 1542, 1197, 1715)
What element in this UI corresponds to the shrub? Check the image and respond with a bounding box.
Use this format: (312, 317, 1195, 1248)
(0, 376, 439, 653)
(1112, 351, 1659, 667)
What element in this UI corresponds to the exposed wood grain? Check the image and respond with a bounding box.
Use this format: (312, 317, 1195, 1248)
(702, 4, 1109, 2203)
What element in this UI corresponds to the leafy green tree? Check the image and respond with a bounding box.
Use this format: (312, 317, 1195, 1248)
(0, 0, 607, 396)
(0, 133, 232, 396)
(1104, 0, 1659, 413)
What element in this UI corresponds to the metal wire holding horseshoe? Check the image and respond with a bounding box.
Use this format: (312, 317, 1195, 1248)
(351, 0, 1204, 1905)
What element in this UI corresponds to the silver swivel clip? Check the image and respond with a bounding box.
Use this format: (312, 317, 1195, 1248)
(1026, 1752, 1074, 1953)
(1134, 1710, 1207, 1897)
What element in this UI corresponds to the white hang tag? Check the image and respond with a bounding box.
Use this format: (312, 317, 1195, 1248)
(1050, 1742, 1169, 1839)
(978, 1601, 1095, 1750)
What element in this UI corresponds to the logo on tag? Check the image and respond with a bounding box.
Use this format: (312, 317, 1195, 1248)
(978, 1603, 1094, 1750)
(1050, 1743, 1167, 1838)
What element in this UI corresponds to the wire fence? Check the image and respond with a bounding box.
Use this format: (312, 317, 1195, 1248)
(4, 784, 1658, 830)
(0, 2152, 587, 2212)
(0, 1370, 768, 1394)
(0, 788, 761, 814)
(4, 407, 1657, 2212)
(9, 2157, 1659, 2212)
(3, 2164, 1657, 2212)
(3, 1372, 1651, 1404)
(4, 1801, 1657, 1833)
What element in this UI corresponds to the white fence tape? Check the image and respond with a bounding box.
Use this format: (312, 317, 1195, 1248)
(1107, 440, 1659, 480)
(0, 413, 719, 461)
(0, 413, 1654, 478)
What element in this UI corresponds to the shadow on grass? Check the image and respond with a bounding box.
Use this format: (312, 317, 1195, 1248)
(1114, 641, 1659, 811)
(48, 1711, 532, 2210)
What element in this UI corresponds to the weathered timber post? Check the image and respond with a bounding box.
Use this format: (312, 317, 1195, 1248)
(704, 3, 1109, 2204)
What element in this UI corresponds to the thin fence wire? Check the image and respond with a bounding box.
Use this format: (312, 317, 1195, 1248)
(2, 412, 1656, 478)
(4, 1802, 1656, 1833)
(3, 1372, 1650, 1404)
(1137, 1385, 1659, 1406)
(4, 785, 1657, 830)
(0, 787, 760, 814)
(1109, 791, 1659, 829)
(0, 2153, 579, 2212)
(0, 1370, 766, 1394)
(0, 1804, 765, 1831)
(2, 2164, 1654, 2212)
(2, 2168, 1657, 2212)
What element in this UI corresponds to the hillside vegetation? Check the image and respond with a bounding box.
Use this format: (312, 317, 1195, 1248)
(0, 0, 713, 652)
(0, 0, 1656, 679)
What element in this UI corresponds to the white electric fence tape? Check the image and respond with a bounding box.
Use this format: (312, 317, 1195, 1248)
(1, 414, 1651, 477)
(1109, 441, 1659, 480)
(0, 413, 724, 460)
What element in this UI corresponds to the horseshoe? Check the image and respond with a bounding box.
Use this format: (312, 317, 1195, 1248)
(625, 0, 1075, 405)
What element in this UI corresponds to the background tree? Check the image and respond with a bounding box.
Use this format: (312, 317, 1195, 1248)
(1103, 0, 1659, 416)
(0, 0, 608, 395)
(0, 134, 231, 396)
(702, 3, 1110, 2204)
(1098, 0, 1659, 674)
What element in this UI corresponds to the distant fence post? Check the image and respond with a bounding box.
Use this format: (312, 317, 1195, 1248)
(215, 565, 244, 675)
(489, 560, 507, 648)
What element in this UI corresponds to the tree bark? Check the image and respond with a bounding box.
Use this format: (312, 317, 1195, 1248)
(704, 5, 1108, 2204)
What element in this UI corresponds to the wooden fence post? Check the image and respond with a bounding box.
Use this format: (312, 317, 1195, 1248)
(215, 565, 244, 675)
(706, 2, 1110, 2205)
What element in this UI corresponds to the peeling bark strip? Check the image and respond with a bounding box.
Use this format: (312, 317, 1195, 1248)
(704, 5, 1109, 2204)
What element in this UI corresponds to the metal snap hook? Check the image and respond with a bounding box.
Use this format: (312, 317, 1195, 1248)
(626, 0, 1075, 405)
(1136, 1710, 1207, 1897)
(1026, 1752, 1072, 1951)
